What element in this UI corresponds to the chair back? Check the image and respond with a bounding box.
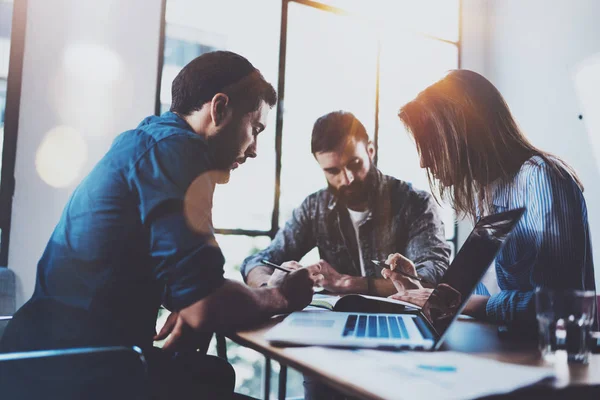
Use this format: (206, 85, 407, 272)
(596, 294, 600, 331)
(0, 268, 15, 315)
(0, 346, 149, 400)
(0, 268, 15, 338)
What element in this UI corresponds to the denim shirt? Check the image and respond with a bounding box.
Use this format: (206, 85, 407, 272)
(242, 170, 451, 285)
(11, 112, 225, 350)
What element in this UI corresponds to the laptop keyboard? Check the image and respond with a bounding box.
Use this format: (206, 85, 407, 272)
(342, 314, 410, 339)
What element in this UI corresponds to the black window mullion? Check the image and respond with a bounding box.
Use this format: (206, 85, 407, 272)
(214, 229, 271, 237)
(270, 0, 289, 240)
(0, 0, 28, 266)
(373, 38, 381, 166)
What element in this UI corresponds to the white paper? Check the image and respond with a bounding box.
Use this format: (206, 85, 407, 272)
(305, 293, 421, 312)
(284, 347, 554, 400)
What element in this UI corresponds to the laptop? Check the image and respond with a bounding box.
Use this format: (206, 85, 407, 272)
(265, 208, 525, 351)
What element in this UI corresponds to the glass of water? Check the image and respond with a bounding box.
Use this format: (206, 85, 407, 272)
(536, 288, 596, 364)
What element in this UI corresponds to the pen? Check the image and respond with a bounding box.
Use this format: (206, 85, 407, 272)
(261, 259, 294, 274)
(371, 260, 424, 282)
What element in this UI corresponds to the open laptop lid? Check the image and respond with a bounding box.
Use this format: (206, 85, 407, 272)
(420, 208, 526, 349)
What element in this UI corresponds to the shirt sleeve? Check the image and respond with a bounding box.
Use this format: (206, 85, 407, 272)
(404, 192, 452, 285)
(129, 135, 225, 311)
(241, 195, 316, 280)
(486, 164, 590, 324)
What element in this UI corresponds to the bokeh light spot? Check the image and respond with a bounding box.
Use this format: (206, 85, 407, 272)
(35, 126, 88, 188)
(63, 43, 122, 84)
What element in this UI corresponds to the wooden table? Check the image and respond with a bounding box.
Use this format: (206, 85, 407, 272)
(228, 315, 600, 399)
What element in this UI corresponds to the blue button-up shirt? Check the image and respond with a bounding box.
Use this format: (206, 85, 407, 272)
(485, 156, 596, 324)
(21, 112, 225, 349)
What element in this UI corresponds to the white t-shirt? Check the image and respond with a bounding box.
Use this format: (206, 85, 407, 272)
(347, 207, 370, 276)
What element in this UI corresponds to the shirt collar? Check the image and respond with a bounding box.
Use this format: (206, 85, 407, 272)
(161, 111, 196, 132)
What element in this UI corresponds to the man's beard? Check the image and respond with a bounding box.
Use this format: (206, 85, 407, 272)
(206, 126, 243, 172)
(328, 162, 378, 209)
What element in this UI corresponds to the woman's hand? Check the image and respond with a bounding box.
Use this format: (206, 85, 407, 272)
(389, 289, 433, 308)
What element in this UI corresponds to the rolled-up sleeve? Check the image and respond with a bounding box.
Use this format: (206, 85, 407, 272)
(129, 135, 225, 311)
(241, 196, 316, 280)
(486, 290, 535, 323)
(404, 192, 452, 285)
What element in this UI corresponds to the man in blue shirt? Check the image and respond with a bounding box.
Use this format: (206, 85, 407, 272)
(0, 51, 317, 399)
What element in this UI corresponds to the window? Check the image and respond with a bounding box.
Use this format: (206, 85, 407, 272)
(158, 0, 460, 396)
(0, 0, 21, 265)
(0, 0, 13, 184)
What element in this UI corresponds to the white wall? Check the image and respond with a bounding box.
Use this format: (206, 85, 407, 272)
(460, 0, 600, 289)
(456, 0, 488, 247)
(10, 0, 163, 306)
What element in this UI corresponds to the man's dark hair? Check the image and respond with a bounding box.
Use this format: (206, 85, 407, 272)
(311, 111, 369, 154)
(170, 50, 277, 116)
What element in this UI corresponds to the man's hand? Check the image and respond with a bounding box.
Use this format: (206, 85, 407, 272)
(159, 312, 195, 352)
(309, 259, 354, 293)
(380, 253, 423, 291)
(154, 311, 178, 342)
(267, 261, 302, 287)
(155, 311, 211, 353)
(277, 265, 321, 312)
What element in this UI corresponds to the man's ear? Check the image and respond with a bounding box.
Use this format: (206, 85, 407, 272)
(210, 93, 232, 127)
(367, 140, 376, 162)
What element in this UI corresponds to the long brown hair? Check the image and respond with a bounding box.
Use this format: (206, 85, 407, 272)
(398, 69, 582, 220)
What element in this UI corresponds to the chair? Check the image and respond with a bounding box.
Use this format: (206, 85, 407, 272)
(0, 268, 15, 338)
(0, 316, 11, 341)
(0, 346, 149, 400)
(596, 294, 600, 331)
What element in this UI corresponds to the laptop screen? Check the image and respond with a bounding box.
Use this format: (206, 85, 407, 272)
(420, 208, 525, 340)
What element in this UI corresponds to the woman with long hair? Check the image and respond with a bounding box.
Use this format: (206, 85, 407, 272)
(382, 69, 595, 327)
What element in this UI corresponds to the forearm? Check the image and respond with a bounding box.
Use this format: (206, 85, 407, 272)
(246, 266, 274, 288)
(242, 202, 315, 281)
(462, 295, 490, 320)
(179, 280, 287, 333)
(370, 278, 398, 297)
(486, 290, 536, 324)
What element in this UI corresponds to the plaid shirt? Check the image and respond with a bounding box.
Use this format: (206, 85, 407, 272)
(241, 170, 451, 286)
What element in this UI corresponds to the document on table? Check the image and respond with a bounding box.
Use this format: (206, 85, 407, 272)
(303, 293, 421, 312)
(284, 347, 554, 400)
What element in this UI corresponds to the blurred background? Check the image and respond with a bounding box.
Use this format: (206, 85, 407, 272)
(1, 0, 600, 397)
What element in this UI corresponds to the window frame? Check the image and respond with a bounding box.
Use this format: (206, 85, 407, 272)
(155, 0, 461, 245)
(0, 0, 28, 266)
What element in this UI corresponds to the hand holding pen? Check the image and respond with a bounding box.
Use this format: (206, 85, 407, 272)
(262, 259, 324, 291)
(370, 260, 423, 282)
(262, 259, 294, 274)
(375, 253, 425, 291)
